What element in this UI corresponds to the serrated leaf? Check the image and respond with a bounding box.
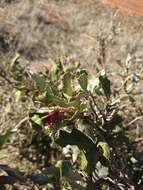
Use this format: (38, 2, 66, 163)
(79, 151, 88, 170)
(31, 115, 42, 126)
(56, 128, 96, 152)
(130, 157, 138, 164)
(0, 130, 12, 147)
(50, 63, 58, 81)
(56, 128, 102, 172)
(63, 72, 73, 96)
(50, 62, 64, 81)
(28, 174, 50, 185)
(11, 53, 20, 67)
(120, 94, 135, 103)
(99, 70, 111, 98)
(29, 72, 46, 91)
(78, 72, 88, 91)
(0, 165, 26, 182)
(87, 77, 100, 93)
(11, 186, 19, 190)
(56, 160, 73, 177)
(104, 114, 123, 129)
(38, 91, 65, 106)
(15, 90, 22, 102)
(97, 142, 110, 160)
(112, 125, 122, 134)
(96, 162, 109, 178)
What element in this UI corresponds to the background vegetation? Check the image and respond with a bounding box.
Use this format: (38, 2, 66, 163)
(0, 0, 143, 189)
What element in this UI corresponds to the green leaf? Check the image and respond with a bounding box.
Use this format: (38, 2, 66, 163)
(63, 72, 73, 96)
(112, 125, 123, 134)
(104, 113, 123, 129)
(56, 160, 73, 177)
(0, 130, 12, 147)
(97, 142, 110, 160)
(15, 90, 22, 102)
(38, 91, 65, 106)
(11, 53, 20, 67)
(96, 162, 109, 178)
(79, 151, 88, 170)
(99, 70, 111, 98)
(11, 186, 19, 190)
(50, 63, 58, 81)
(78, 72, 88, 91)
(0, 165, 26, 182)
(4, 103, 11, 113)
(95, 179, 109, 190)
(130, 157, 138, 164)
(50, 62, 63, 81)
(31, 115, 42, 126)
(56, 128, 96, 152)
(30, 72, 46, 91)
(28, 174, 50, 185)
(120, 94, 135, 102)
(87, 76, 100, 94)
(56, 128, 101, 172)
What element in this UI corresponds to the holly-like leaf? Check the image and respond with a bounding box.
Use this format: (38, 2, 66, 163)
(56, 128, 102, 172)
(99, 70, 111, 98)
(50, 63, 58, 81)
(87, 76, 100, 94)
(97, 142, 110, 160)
(78, 72, 88, 91)
(0, 130, 12, 147)
(28, 174, 50, 185)
(38, 91, 66, 106)
(63, 72, 73, 96)
(50, 62, 63, 81)
(56, 160, 73, 177)
(103, 113, 123, 132)
(0, 165, 26, 182)
(29, 71, 46, 91)
(56, 128, 96, 151)
(79, 151, 88, 170)
(31, 115, 42, 126)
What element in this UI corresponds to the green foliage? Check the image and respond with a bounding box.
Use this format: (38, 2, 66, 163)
(0, 57, 143, 190)
(99, 70, 111, 98)
(63, 72, 73, 96)
(0, 130, 12, 147)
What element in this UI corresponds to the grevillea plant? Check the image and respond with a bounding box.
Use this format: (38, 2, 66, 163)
(27, 60, 142, 190)
(0, 56, 142, 189)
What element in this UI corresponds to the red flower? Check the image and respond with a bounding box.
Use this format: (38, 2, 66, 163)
(44, 107, 72, 127)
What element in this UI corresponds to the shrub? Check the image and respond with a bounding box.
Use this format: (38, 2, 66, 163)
(0, 56, 142, 189)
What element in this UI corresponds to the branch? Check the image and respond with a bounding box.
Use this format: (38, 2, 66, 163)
(126, 116, 143, 128)
(0, 176, 17, 185)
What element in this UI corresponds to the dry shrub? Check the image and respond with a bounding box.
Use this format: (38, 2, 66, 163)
(37, 2, 70, 31)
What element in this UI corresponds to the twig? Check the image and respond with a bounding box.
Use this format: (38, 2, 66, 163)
(126, 116, 143, 128)
(12, 117, 29, 132)
(134, 137, 143, 143)
(0, 176, 17, 185)
(0, 67, 13, 85)
(88, 91, 106, 124)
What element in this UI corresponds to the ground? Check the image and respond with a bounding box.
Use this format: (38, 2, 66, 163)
(0, 0, 143, 70)
(0, 0, 143, 188)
